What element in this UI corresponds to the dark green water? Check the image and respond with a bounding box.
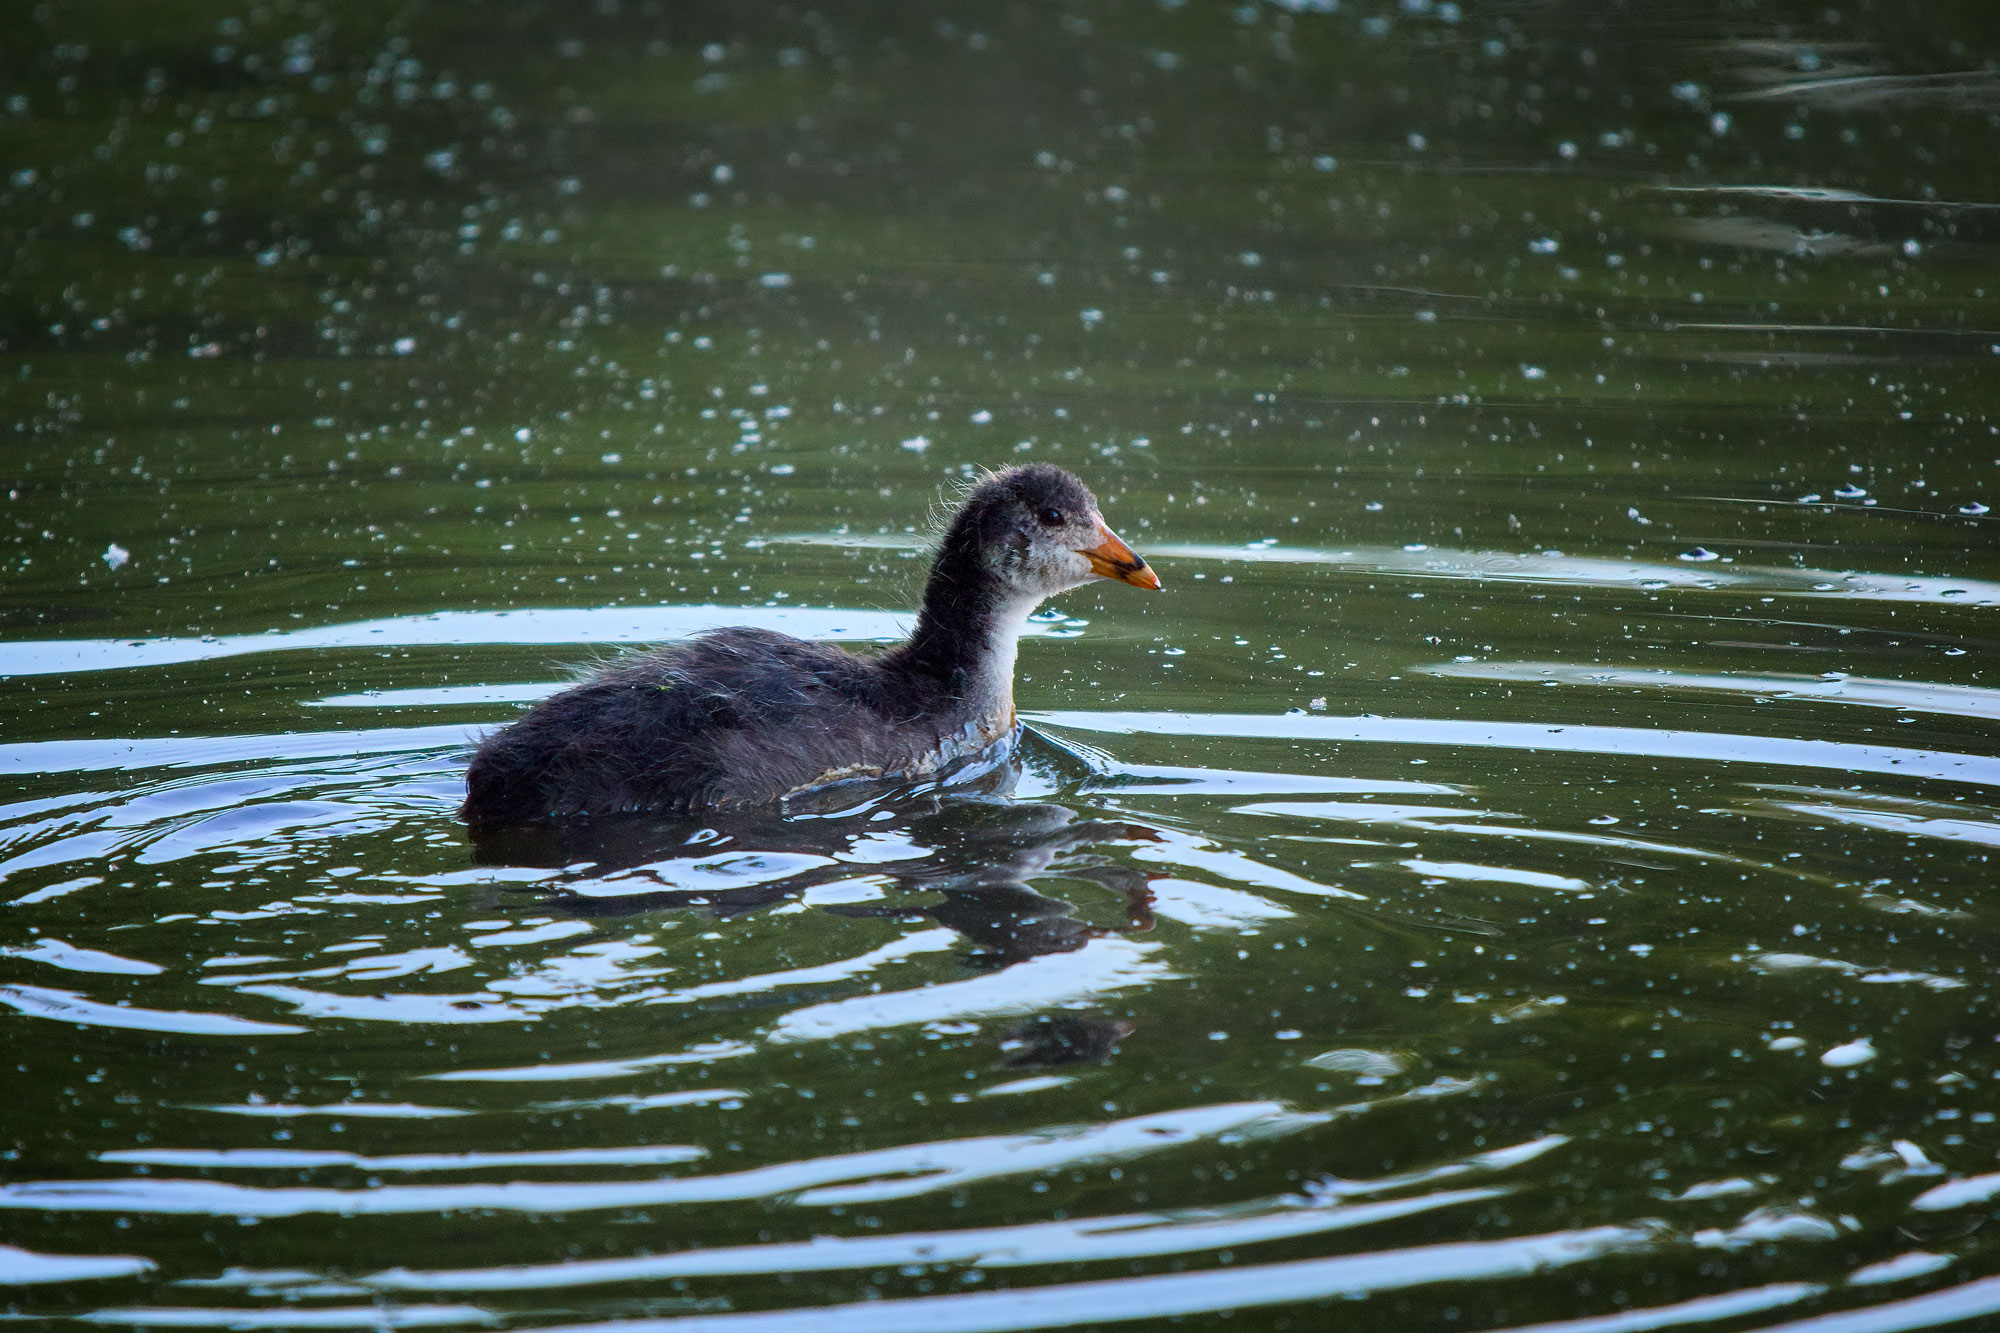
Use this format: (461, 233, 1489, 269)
(4, 2, 1999, 1329)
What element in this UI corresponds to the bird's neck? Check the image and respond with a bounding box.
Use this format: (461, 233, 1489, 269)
(885, 551, 1037, 731)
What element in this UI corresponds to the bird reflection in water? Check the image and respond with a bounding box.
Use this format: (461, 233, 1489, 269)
(466, 735, 1153, 1068)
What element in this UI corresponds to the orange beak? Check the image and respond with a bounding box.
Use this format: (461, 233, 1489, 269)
(1078, 512, 1162, 590)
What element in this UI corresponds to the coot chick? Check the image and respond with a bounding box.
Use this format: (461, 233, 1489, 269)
(461, 464, 1159, 826)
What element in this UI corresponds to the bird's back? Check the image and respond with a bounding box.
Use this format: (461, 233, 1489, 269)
(461, 628, 907, 825)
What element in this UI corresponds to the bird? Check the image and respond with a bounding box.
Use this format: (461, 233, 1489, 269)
(461, 463, 1160, 827)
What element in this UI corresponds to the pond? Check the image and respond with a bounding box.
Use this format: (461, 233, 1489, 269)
(4, 2, 1999, 1329)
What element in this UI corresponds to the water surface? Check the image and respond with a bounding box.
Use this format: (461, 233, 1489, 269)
(3, 2, 1999, 1329)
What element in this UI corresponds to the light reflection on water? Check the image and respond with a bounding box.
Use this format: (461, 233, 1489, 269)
(2, 688, 1998, 1325)
(778, 536, 2000, 606)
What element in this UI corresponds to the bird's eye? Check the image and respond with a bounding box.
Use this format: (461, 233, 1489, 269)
(1037, 507, 1065, 527)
